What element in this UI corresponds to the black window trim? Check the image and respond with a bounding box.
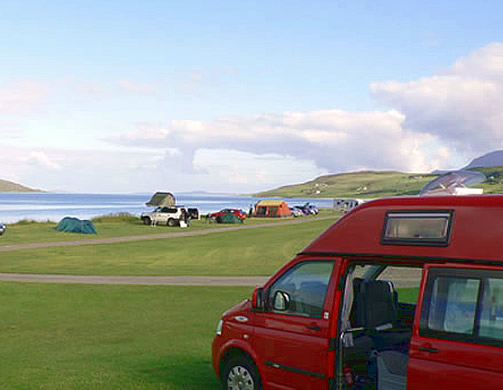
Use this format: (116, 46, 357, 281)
(381, 209, 455, 247)
(419, 267, 503, 348)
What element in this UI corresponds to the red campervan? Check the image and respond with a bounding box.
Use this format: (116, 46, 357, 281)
(212, 195, 503, 389)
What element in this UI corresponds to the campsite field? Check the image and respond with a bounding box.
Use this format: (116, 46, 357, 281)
(0, 217, 338, 276)
(0, 210, 339, 246)
(0, 282, 420, 389)
(0, 282, 250, 389)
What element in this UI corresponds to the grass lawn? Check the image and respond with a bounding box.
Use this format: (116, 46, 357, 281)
(0, 282, 251, 390)
(0, 218, 337, 276)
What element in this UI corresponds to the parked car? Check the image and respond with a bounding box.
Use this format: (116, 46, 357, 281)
(140, 206, 188, 226)
(294, 203, 319, 215)
(293, 205, 311, 216)
(289, 207, 303, 217)
(208, 208, 247, 221)
(212, 195, 503, 390)
(0, 223, 5, 236)
(187, 208, 200, 220)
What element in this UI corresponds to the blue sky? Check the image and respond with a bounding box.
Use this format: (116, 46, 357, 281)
(1, 1, 503, 193)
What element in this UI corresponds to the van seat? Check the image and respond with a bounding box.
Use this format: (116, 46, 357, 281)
(357, 280, 411, 351)
(376, 350, 408, 390)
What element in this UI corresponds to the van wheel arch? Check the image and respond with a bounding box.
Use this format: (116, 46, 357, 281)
(220, 348, 262, 390)
(142, 216, 151, 225)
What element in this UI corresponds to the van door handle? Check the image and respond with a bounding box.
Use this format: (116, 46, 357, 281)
(419, 346, 439, 353)
(307, 325, 321, 331)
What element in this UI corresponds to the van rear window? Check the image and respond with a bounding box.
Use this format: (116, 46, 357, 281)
(382, 211, 453, 246)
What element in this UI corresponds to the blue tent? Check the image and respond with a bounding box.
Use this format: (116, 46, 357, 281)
(56, 217, 97, 234)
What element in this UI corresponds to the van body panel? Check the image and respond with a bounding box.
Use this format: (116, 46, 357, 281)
(253, 314, 329, 389)
(250, 257, 341, 389)
(408, 263, 503, 389)
(304, 195, 503, 264)
(408, 336, 503, 390)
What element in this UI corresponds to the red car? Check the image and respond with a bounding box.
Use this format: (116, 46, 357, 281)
(208, 208, 247, 221)
(212, 195, 503, 389)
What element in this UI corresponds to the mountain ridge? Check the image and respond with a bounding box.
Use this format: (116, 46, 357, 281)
(0, 179, 42, 192)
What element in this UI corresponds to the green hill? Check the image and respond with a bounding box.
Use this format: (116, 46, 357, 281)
(0, 179, 41, 192)
(254, 167, 503, 199)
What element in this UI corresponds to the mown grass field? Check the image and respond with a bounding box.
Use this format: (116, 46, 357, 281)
(0, 217, 338, 276)
(0, 282, 250, 390)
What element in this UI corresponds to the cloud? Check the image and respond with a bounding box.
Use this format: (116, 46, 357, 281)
(0, 81, 50, 114)
(26, 151, 62, 171)
(370, 42, 503, 154)
(106, 44, 503, 179)
(108, 108, 448, 175)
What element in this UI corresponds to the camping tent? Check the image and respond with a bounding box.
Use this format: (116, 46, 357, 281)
(146, 192, 175, 207)
(217, 213, 243, 224)
(56, 217, 97, 234)
(254, 200, 291, 218)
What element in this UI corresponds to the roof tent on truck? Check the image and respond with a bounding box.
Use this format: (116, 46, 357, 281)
(145, 192, 175, 207)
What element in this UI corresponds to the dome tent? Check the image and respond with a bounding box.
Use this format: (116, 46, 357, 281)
(56, 217, 97, 234)
(217, 213, 243, 224)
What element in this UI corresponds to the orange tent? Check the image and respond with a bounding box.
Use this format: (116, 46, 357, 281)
(254, 200, 291, 218)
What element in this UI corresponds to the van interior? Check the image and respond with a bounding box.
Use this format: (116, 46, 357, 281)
(339, 262, 422, 390)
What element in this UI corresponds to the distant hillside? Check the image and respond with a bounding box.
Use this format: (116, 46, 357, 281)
(465, 150, 503, 169)
(0, 179, 41, 192)
(254, 167, 503, 198)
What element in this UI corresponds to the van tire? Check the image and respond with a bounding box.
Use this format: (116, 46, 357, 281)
(221, 355, 261, 390)
(142, 217, 151, 225)
(167, 218, 177, 227)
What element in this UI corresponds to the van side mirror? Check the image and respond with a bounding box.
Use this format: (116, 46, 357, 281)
(252, 287, 264, 311)
(273, 291, 290, 312)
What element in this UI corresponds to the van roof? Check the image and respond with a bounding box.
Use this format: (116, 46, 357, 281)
(302, 195, 503, 265)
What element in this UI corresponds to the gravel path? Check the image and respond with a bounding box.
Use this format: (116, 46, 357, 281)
(0, 273, 269, 286)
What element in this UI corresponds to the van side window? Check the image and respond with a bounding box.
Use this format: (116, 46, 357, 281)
(267, 261, 334, 318)
(420, 269, 503, 345)
(427, 277, 480, 334)
(480, 278, 503, 341)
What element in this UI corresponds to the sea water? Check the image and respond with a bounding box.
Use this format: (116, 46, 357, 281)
(0, 193, 334, 223)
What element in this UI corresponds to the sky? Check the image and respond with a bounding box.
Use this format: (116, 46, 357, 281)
(1, 0, 503, 193)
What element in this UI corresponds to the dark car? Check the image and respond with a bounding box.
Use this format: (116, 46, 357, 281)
(208, 208, 247, 221)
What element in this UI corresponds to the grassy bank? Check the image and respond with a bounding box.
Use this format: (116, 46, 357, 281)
(0, 282, 250, 389)
(0, 218, 338, 276)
